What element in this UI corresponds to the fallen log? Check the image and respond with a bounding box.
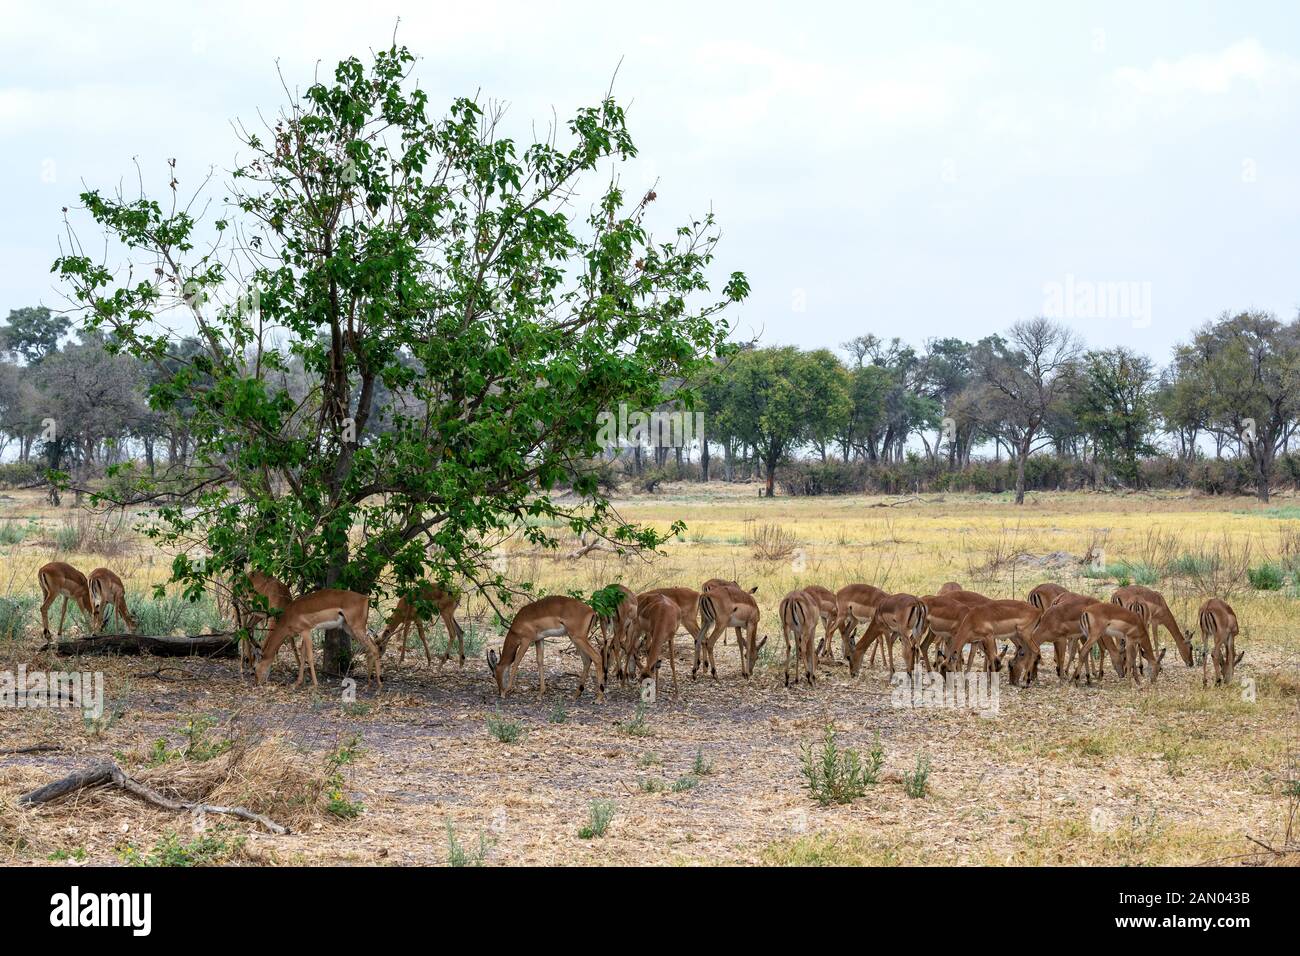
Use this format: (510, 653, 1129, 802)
(19, 759, 289, 835)
(54, 632, 239, 658)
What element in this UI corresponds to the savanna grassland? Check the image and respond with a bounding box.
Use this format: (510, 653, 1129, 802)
(1, 484, 1298, 866)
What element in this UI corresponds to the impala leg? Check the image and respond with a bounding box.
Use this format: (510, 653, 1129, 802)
(669, 636, 679, 698)
(293, 631, 309, 688)
(783, 626, 792, 687)
(535, 639, 546, 699)
(414, 619, 432, 666)
(40, 587, 54, 640)
(57, 596, 70, 638)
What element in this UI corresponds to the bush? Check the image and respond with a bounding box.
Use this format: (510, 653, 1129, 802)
(578, 799, 615, 839)
(130, 592, 224, 636)
(800, 725, 883, 806)
(486, 713, 523, 743)
(1247, 563, 1286, 591)
(903, 754, 932, 799)
(0, 461, 45, 489)
(0, 595, 35, 640)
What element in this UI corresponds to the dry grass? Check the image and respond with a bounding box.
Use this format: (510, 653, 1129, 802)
(3, 485, 1300, 865)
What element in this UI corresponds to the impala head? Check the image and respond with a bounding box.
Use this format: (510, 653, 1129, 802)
(486, 647, 505, 696)
(1006, 634, 1037, 687)
(1177, 628, 1196, 667)
(741, 634, 768, 677)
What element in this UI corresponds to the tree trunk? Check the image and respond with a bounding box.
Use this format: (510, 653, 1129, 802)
(700, 438, 710, 482)
(1014, 439, 1029, 505)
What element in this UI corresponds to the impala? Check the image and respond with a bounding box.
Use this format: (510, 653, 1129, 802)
(1027, 582, 1073, 611)
(779, 588, 820, 687)
(486, 595, 605, 702)
(1199, 598, 1242, 687)
(253, 589, 381, 690)
(937, 581, 964, 594)
(920, 591, 991, 671)
(377, 582, 464, 668)
(934, 600, 1034, 676)
(630, 592, 682, 696)
(832, 583, 887, 660)
(1072, 603, 1162, 686)
(639, 586, 704, 672)
(698, 584, 763, 679)
(849, 592, 927, 676)
(598, 584, 639, 684)
(88, 567, 136, 634)
(37, 562, 95, 640)
(1111, 585, 1195, 667)
(1008, 592, 1092, 686)
(234, 571, 297, 676)
(801, 584, 841, 660)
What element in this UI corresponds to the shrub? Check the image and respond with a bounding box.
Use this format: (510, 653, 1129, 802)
(618, 701, 652, 738)
(578, 799, 615, 839)
(903, 754, 932, 799)
(486, 713, 523, 743)
(0, 595, 35, 640)
(445, 821, 492, 866)
(800, 726, 883, 806)
(1247, 563, 1286, 591)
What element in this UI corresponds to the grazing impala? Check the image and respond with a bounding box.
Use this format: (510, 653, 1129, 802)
(1008, 592, 1093, 686)
(698, 584, 763, 678)
(640, 586, 704, 672)
(779, 589, 820, 687)
(1111, 585, 1195, 667)
(233, 571, 297, 676)
(253, 589, 381, 690)
(377, 582, 464, 668)
(1072, 603, 1162, 686)
(1027, 582, 1073, 611)
(37, 562, 95, 640)
(88, 567, 136, 634)
(920, 591, 991, 670)
(486, 595, 605, 702)
(630, 592, 682, 696)
(937, 581, 964, 595)
(598, 584, 640, 683)
(801, 584, 841, 660)
(849, 592, 927, 676)
(1199, 598, 1241, 687)
(934, 600, 1035, 676)
(832, 583, 887, 659)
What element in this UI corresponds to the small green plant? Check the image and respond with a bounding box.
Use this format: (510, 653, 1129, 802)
(671, 774, 699, 792)
(146, 715, 231, 765)
(0, 521, 31, 546)
(638, 777, 666, 793)
(800, 726, 882, 806)
(692, 748, 714, 776)
(548, 699, 568, 724)
(578, 798, 616, 839)
(0, 595, 34, 640)
(637, 751, 661, 767)
(487, 712, 523, 743)
(121, 829, 245, 867)
(47, 846, 88, 862)
(323, 736, 365, 819)
(445, 820, 492, 866)
(903, 754, 931, 799)
(342, 701, 371, 718)
(618, 701, 652, 738)
(1247, 563, 1286, 591)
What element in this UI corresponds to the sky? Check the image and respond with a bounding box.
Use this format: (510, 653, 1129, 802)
(2, 0, 1298, 362)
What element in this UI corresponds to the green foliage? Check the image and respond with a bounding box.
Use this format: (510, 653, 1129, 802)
(486, 712, 523, 743)
(800, 726, 883, 806)
(547, 699, 568, 724)
(0, 595, 35, 640)
(671, 775, 699, 792)
(1248, 563, 1286, 591)
(692, 748, 714, 776)
(54, 42, 746, 607)
(618, 701, 652, 737)
(129, 592, 224, 636)
(145, 715, 231, 766)
(578, 799, 615, 839)
(445, 820, 492, 866)
(121, 829, 246, 867)
(903, 754, 932, 799)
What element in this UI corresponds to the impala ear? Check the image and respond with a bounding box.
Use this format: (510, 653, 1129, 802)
(749, 586, 758, 594)
(1234, 650, 1245, 664)
(1158, 648, 1167, 662)
(486, 648, 499, 671)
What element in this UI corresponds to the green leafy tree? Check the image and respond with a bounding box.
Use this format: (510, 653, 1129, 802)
(54, 45, 746, 669)
(1072, 347, 1158, 485)
(0, 307, 71, 366)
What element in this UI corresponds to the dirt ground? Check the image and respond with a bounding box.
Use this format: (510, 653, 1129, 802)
(2, 486, 1299, 866)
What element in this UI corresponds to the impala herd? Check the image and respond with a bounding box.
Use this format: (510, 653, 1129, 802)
(35, 559, 1244, 703)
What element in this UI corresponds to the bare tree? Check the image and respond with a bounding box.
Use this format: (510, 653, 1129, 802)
(974, 318, 1082, 504)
